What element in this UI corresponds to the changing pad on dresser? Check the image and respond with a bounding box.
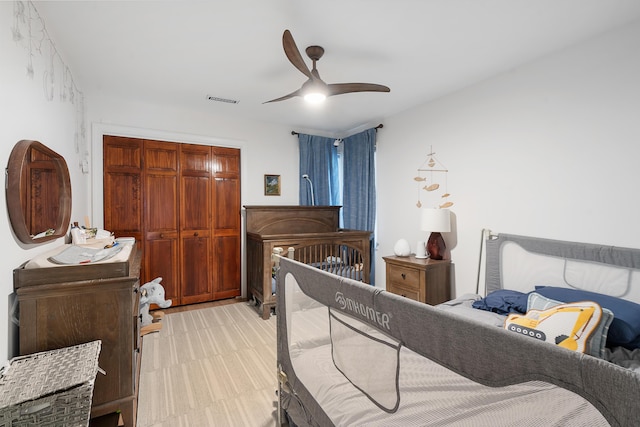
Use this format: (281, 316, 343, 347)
(24, 239, 132, 269)
(47, 244, 123, 265)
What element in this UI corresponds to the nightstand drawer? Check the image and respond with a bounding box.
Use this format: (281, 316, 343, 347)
(388, 265, 420, 290)
(388, 283, 420, 301)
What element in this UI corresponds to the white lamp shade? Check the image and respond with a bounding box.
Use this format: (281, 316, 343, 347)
(420, 208, 451, 232)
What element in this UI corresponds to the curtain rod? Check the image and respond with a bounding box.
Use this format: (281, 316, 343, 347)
(291, 123, 383, 136)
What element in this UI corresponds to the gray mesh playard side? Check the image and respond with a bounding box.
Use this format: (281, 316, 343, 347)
(276, 235, 640, 427)
(485, 233, 640, 303)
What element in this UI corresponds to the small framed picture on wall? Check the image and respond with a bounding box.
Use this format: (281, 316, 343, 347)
(264, 174, 281, 196)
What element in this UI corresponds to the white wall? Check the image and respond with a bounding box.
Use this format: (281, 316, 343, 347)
(376, 20, 640, 295)
(0, 2, 91, 362)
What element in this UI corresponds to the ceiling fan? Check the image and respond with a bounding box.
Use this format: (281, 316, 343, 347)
(264, 30, 390, 104)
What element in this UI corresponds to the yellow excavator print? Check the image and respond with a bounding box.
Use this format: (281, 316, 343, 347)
(506, 305, 596, 351)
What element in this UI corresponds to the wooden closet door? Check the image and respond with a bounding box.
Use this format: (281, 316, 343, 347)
(179, 144, 213, 304)
(144, 140, 180, 303)
(104, 136, 241, 307)
(211, 146, 241, 299)
(103, 136, 143, 246)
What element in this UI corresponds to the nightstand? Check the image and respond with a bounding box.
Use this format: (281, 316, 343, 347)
(383, 255, 451, 305)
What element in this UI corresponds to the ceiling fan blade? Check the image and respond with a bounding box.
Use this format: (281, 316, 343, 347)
(327, 83, 390, 97)
(282, 30, 312, 79)
(263, 88, 302, 104)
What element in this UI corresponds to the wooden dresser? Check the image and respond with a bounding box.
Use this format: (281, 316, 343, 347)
(13, 247, 142, 427)
(383, 255, 451, 305)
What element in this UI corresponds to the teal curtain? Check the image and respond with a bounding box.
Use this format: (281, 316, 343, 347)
(342, 128, 377, 285)
(298, 133, 339, 206)
(298, 128, 377, 285)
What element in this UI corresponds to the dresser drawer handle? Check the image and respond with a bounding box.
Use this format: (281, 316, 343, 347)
(401, 273, 406, 280)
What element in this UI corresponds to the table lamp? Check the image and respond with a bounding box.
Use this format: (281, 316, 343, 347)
(420, 208, 451, 260)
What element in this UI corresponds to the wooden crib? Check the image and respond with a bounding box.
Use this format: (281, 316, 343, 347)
(244, 205, 371, 319)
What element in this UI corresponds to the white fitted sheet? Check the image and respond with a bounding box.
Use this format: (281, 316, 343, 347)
(292, 340, 609, 426)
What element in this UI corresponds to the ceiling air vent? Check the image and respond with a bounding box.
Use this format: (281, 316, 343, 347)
(207, 95, 239, 104)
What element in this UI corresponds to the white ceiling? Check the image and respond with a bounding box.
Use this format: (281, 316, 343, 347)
(35, 0, 640, 137)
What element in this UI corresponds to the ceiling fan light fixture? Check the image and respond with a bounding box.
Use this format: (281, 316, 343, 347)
(301, 79, 328, 103)
(304, 92, 326, 103)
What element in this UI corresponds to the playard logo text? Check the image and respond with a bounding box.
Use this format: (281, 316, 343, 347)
(335, 292, 390, 330)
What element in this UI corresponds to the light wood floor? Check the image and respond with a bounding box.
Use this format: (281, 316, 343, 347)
(137, 298, 281, 427)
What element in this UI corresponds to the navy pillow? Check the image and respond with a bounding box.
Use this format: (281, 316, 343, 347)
(472, 290, 528, 315)
(534, 286, 640, 349)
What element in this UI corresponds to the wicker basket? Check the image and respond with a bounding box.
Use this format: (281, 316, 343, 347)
(0, 341, 101, 427)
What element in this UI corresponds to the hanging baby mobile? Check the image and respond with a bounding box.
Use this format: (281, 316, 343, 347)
(414, 146, 453, 209)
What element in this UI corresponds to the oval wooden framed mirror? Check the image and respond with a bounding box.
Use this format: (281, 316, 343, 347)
(6, 140, 72, 244)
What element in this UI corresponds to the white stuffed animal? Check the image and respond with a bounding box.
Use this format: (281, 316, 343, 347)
(139, 277, 172, 327)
